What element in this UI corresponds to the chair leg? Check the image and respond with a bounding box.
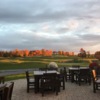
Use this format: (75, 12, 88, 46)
(56, 87, 58, 95)
(96, 84, 98, 90)
(64, 74, 67, 82)
(93, 83, 96, 93)
(78, 77, 81, 86)
(68, 75, 70, 81)
(66, 76, 67, 82)
(89, 78, 91, 85)
(42, 92, 44, 97)
(56, 91, 58, 95)
(63, 79, 65, 90)
(41, 87, 44, 96)
(57, 83, 60, 92)
(75, 76, 78, 84)
(27, 84, 29, 93)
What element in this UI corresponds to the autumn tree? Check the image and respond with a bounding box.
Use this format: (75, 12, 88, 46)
(41, 49, 46, 56)
(53, 51, 58, 55)
(29, 51, 34, 57)
(3, 51, 10, 57)
(94, 51, 100, 61)
(0, 51, 4, 57)
(23, 49, 29, 57)
(58, 51, 63, 55)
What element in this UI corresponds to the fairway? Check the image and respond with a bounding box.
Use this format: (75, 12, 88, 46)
(0, 56, 95, 70)
(0, 56, 99, 81)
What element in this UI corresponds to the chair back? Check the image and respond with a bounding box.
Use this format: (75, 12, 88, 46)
(60, 69, 64, 74)
(41, 73, 58, 86)
(3, 82, 14, 100)
(41, 73, 60, 96)
(25, 71, 34, 93)
(43, 73, 57, 80)
(79, 68, 90, 76)
(60, 67, 66, 78)
(76, 68, 91, 85)
(63, 67, 67, 73)
(25, 71, 30, 82)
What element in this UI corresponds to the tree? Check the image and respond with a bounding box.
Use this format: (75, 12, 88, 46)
(86, 51, 90, 58)
(58, 51, 63, 55)
(0, 51, 4, 57)
(94, 51, 100, 61)
(23, 49, 29, 57)
(78, 48, 86, 58)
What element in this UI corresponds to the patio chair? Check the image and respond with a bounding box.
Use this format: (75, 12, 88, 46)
(62, 67, 71, 82)
(25, 71, 35, 93)
(76, 68, 91, 86)
(0, 76, 5, 84)
(59, 69, 65, 90)
(3, 82, 14, 100)
(92, 70, 100, 93)
(40, 73, 60, 96)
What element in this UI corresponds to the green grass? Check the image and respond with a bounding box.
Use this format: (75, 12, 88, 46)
(0, 62, 45, 70)
(0, 56, 96, 70)
(0, 55, 98, 81)
(5, 74, 26, 81)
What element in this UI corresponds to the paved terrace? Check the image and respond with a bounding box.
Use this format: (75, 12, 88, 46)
(11, 79, 100, 100)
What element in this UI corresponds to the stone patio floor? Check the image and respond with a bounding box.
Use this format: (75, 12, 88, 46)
(11, 79, 100, 100)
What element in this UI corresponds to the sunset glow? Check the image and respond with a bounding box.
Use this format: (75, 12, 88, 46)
(0, 0, 100, 54)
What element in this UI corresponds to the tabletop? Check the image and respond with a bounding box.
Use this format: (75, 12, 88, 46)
(34, 70, 59, 75)
(69, 67, 89, 70)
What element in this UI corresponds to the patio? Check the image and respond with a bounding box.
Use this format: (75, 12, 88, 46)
(12, 79, 100, 100)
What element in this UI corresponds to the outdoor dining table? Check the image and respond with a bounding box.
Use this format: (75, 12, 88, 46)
(33, 70, 60, 93)
(68, 67, 89, 83)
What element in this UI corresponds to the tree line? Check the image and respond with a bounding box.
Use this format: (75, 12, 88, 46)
(78, 48, 100, 61)
(0, 49, 74, 57)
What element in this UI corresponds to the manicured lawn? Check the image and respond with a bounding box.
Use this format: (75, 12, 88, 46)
(5, 73, 26, 81)
(0, 56, 96, 70)
(0, 56, 98, 81)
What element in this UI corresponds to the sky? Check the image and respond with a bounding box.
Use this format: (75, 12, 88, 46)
(0, 0, 100, 54)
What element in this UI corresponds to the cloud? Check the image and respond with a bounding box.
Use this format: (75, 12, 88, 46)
(0, 0, 100, 24)
(0, 0, 100, 54)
